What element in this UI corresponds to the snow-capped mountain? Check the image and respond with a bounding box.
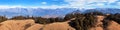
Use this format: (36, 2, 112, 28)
(0, 8, 78, 18)
(0, 8, 120, 18)
(83, 8, 120, 14)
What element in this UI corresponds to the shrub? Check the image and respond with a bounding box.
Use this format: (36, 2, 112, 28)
(10, 16, 27, 20)
(69, 13, 97, 30)
(0, 16, 7, 23)
(32, 17, 48, 24)
(105, 13, 120, 24)
(102, 19, 111, 30)
(55, 17, 64, 22)
(83, 11, 104, 16)
(64, 12, 83, 20)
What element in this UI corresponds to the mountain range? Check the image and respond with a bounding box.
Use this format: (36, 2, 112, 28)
(0, 8, 120, 18)
(0, 8, 78, 18)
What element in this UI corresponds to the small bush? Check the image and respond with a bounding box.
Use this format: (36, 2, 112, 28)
(105, 13, 120, 24)
(10, 16, 27, 20)
(102, 19, 111, 30)
(32, 17, 48, 24)
(0, 16, 7, 23)
(69, 13, 97, 30)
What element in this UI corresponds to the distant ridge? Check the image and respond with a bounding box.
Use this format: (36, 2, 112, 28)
(0, 8, 120, 18)
(0, 8, 77, 18)
(83, 8, 120, 14)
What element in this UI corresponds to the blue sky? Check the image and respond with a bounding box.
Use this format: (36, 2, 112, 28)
(0, 0, 120, 8)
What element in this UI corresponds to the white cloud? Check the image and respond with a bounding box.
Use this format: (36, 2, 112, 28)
(117, 2, 120, 5)
(0, 0, 118, 9)
(64, 0, 118, 8)
(41, 2, 47, 5)
(40, 5, 68, 9)
(0, 5, 25, 9)
(65, 0, 86, 7)
(107, 0, 118, 4)
(39, 4, 83, 9)
(0, 5, 43, 9)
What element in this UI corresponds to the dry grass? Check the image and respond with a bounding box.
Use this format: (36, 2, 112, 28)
(107, 21, 120, 30)
(42, 21, 75, 30)
(0, 19, 35, 30)
(0, 16, 120, 30)
(0, 19, 75, 30)
(26, 24, 44, 30)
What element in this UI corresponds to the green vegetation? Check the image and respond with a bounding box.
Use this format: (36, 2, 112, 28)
(104, 13, 120, 24)
(10, 16, 28, 20)
(68, 12, 97, 30)
(0, 16, 7, 23)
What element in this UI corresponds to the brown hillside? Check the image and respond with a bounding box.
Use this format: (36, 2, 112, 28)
(26, 24, 44, 30)
(0, 19, 35, 30)
(42, 21, 75, 30)
(0, 16, 120, 30)
(107, 21, 120, 30)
